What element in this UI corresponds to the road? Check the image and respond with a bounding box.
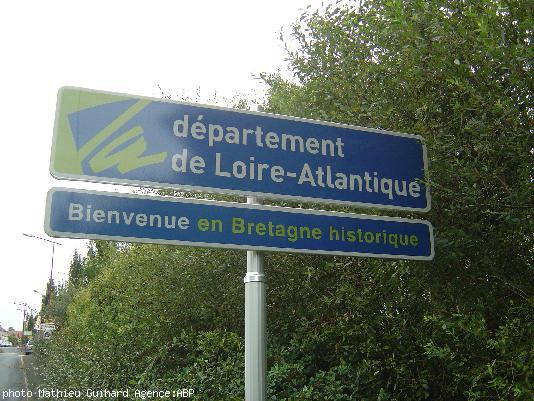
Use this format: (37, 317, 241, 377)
(0, 347, 30, 400)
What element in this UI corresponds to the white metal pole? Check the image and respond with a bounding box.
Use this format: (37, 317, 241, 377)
(244, 196, 266, 401)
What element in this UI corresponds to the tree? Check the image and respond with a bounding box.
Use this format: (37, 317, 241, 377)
(26, 314, 36, 331)
(68, 249, 84, 287)
(40, 278, 57, 320)
(83, 240, 118, 282)
(261, 0, 532, 399)
(8, 335, 19, 346)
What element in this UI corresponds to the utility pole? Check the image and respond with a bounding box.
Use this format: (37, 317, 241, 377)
(17, 309, 26, 333)
(15, 301, 35, 347)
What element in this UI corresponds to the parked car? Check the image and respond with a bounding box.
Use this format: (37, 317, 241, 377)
(25, 339, 33, 355)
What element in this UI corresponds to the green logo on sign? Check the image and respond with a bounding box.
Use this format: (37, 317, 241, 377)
(52, 88, 167, 177)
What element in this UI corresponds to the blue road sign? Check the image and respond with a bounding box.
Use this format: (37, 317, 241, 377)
(51, 87, 430, 211)
(45, 188, 434, 260)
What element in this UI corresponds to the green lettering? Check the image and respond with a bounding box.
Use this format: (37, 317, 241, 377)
(198, 218, 209, 231)
(256, 223, 267, 236)
(232, 217, 245, 234)
(275, 224, 286, 237)
(287, 226, 298, 242)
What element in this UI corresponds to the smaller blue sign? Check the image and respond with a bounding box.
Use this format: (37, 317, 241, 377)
(45, 188, 434, 260)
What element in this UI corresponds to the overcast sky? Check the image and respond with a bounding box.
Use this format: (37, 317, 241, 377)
(0, 0, 322, 331)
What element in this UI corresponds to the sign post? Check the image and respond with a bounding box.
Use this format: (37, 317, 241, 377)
(244, 196, 266, 401)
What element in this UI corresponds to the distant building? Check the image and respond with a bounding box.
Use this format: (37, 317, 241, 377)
(0, 328, 21, 343)
(0, 324, 8, 342)
(9, 330, 23, 339)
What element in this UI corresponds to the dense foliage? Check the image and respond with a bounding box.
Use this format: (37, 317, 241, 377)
(39, 1, 532, 399)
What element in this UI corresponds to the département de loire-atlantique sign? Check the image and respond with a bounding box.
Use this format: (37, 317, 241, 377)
(50, 87, 431, 212)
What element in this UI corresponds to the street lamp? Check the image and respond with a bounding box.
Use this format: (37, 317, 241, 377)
(15, 302, 35, 335)
(22, 233, 62, 285)
(33, 289, 46, 308)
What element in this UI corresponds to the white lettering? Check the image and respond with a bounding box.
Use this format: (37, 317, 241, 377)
(66, 203, 190, 231)
(68, 203, 83, 220)
(173, 114, 189, 137)
(191, 115, 206, 139)
(171, 148, 188, 173)
(208, 123, 224, 146)
(190, 156, 205, 174)
(409, 181, 421, 198)
(271, 166, 284, 183)
(136, 213, 147, 226)
(215, 153, 231, 177)
(305, 137, 319, 154)
(380, 178, 394, 200)
(265, 132, 279, 148)
(298, 163, 316, 186)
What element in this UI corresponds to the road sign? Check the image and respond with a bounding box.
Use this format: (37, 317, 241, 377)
(39, 323, 55, 331)
(51, 87, 430, 211)
(45, 188, 434, 260)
